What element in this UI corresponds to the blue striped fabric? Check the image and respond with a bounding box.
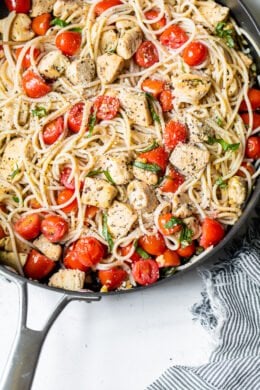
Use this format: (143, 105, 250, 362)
(147, 220, 260, 390)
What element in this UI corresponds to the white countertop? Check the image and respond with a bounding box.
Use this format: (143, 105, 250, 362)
(0, 1, 259, 389)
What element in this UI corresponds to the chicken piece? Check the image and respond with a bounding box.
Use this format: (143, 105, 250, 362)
(238, 52, 253, 69)
(132, 159, 158, 185)
(119, 90, 152, 127)
(0, 138, 29, 184)
(99, 153, 133, 185)
(0, 251, 27, 272)
(82, 178, 117, 208)
(228, 176, 246, 207)
(11, 14, 35, 42)
(116, 20, 137, 31)
(0, 237, 30, 253)
(127, 180, 158, 212)
(186, 116, 214, 143)
(170, 144, 210, 177)
(31, 0, 56, 17)
(107, 201, 137, 239)
(183, 216, 201, 240)
(38, 51, 69, 80)
(33, 235, 62, 261)
(197, 1, 229, 28)
(172, 74, 211, 103)
(53, 0, 86, 20)
(172, 193, 195, 219)
(96, 53, 124, 84)
(66, 57, 96, 86)
(116, 27, 142, 60)
(99, 30, 119, 54)
(48, 269, 85, 291)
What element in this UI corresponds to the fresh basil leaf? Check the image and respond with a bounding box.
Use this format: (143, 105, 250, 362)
(164, 217, 183, 229)
(102, 213, 114, 253)
(8, 165, 20, 180)
(87, 169, 103, 177)
(12, 196, 20, 203)
(180, 226, 193, 247)
(32, 106, 47, 118)
(139, 140, 159, 153)
(51, 18, 70, 27)
(216, 177, 227, 189)
(103, 170, 115, 185)
(133, 161, 161, 172)
(207, 136, 216, 145)
(145, 93, 161, 124)
(87, 112, 97, 138)
(70, 27, 82, 32)
(136, 247, 150, 259)
(207, 137, 240, 152)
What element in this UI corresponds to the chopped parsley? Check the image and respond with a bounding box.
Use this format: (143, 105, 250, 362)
(133, 161, 161, 172)
(215, 22, 236, 48)
(51, 18, 70, 27)
(216, 177, 228, 189)
(139, 140, 159, 153)
(145, 93, 161, 124)
(32, 106, 47, 118)
(207, 136, 240, 152)
(102, 213, 114, 253)
(136, 247, 150, 259)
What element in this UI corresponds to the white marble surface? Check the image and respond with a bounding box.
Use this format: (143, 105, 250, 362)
(0, 1, 259, 389)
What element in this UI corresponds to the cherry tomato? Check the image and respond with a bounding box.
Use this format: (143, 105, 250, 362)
(239, 89, 260, 112)
(236, 162, 255, 178)
(182, 41, 208, 66)
(139, 146, 168, 172)
(164, 120, 187, 151)
(159, 90, 173, 112)
(200, 218, 225, 249)
(240, 112, 260, 130)
(93, 95, 120, 120)
(158, 213, 183, 236)
(144, 9, 166, 30)
(177, 242, 196, 258)
(5, 0, 30, 13)
(30, 199, 42, 209)
(139, 232, 166, 256)
(43, 116, 64, 145)
(57, 189, 78, 213)
(41, 215, 68, 243)
(156, 249, 181, 267)
(56, 31, 81, 56)
(159, 25, 188, 49)
(0, 225, 6, 239)
(141, 78, 165, 98)
(132, 259, 159, 286)
(245, 136, 260, 160)
(134, 41, 159, 68)
(14, 214, 41, 240)
(64, 244, 89, 272)
(94, 0, 122, 16)
(15, 47, 41, 69)
(60, 167, 84, 191)
(160, 167, 184, 193)
(22, 70, 51, 98)
(24, 249, 55, 280)
(68, 102, 86, 133)
(32, 13, 51, 36)
(85, 206, 99, 221)
(75, 237, 105, 267)
(98, 267, 127, 290)
(120, 242, 141, 263)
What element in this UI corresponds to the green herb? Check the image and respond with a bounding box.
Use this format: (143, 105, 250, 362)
(215, 22, 235, 48)
(87, 112, 97, 138)
(145, 93, 161, 124)
(103, 170, 115, 185)
(207, 137, 240, 152)
(160, 267, 177, 278)
(12, 196, 20, 203)
(179, 226, 193, 247)
(139, 140, 159, 153)
(216, 117, 223, 127)
(102, 213, 114, 253)
(136, 247, 150, 259)
(133, 161, 161, 172)
(196, 246, 204, 255)
(70, 27, 82, 32)
(51, 18, 70, 27)
(32, 106, 47, 118)
(8, 165, 20, 180)
(216, 177, 227, 189)
(87, 169, 103, 177)
(164, 217, 183, 229)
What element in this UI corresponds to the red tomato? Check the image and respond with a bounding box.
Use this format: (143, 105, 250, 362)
(158, 213, 182, 236)
(14, 214, 41, 240)
(159, 25, 188, 49)
(32, 13, 51, 36)
(41, 215, 68, 243)
(94, 0, 122, 16)
(182, 41, 208, 66)
(134, 41, 159, 68)
(237, 162, 255, 178)
(75, 237, 105, 267)
(139, 233, 166, 256)
(141, 79, 165, 98)
(85, 206, 99, 220)
(132, 259, 159, 286)
(245, 136, 260, 160)
(22, 70, 51, 98)
(160, 167, 184, 193)
(93, 96, 120, 120)
(57, 189, 78, 213)
(200, 218, 225, 249)
(239, 89, 260, 112)
(0, 225, 6, 239)
(98, 267, 127, 290)
(5, 0, 30, 13)
(68, 102, 86, 133)
(240, 112, 260, 130)
(64, 245, 89, 272)
(156, 249, 181, 267)
(24, 250, 55, 280)
(60, 167, 83, 191)
(177, 242, 196, 258)
(56, 31, 81, 56)
(159, 90, 173, 112)
(164, 120, 187, 151)
(15, 47, 41, 69)
(43, 116, 64, 145)
(120, 242, 141, 263)
(144, 9, 166, 30)
(139, 146, 168, 172)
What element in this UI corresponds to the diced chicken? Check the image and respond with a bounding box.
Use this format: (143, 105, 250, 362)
(38, 51, 69, 80)
(82, 178, 117, 208)
(66, 58, 96, 86)
(228, 176, 246, 207)
(186, 116, 214, 143)
(183, 216, 201, 240)
(11, 14, 35, 42)
(0, 138, 29, 185)
(99, 153, 133, 185)
(99, 30, 119, 54)
(0, 251, 27, 272)
(127, 179, 158, 212)
(53, 0, 86, 20)
(116, 20, 137, 31)
(107, 201, 137, 239)
(0, 237, 30, 253)
(238, 52, 253, 69)
(172, 193, 195, 219)
(33, 235, 62, 261)
(116, 27, 142, 60)
(170, 144, 210, 177)
(49, 269, 85, 291)
(31, 0, 56, 17)
(197, 1, 229, 28)
(133, 159, 158, 185)
(96, 53, 124, 84)
(119, 90, 152, 127)
(172, 74, 211, 103)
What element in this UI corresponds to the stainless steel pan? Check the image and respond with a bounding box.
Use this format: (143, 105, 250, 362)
(0, 1, 259, 389)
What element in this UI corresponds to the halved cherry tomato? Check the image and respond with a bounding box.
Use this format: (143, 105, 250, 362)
(239, 89, 260, 112)
(43, 116, 64, 145)
(144, 9, 166, 30)
(5, 0, 30, 13)
(120, 242, 141, 263)
(24, 249, 55, 280)
(158, 213, 182, 235)
(182, 41, 208, 66)
(164, 120, 187, 151)
(32, 13, 51, 36)
(141, 78, 165, 98)
(94, 0, 122, 16)
(98, 267, 127, 290)
(41, 215, 68, 243)
(68, 102, 85, 133)
(159, 90, 173, 112)
(30, 199, 42, 209)
(85, 206, 99, 220)
(245, 136, 260, 160)
(177, 241, 196, 258)
(14, 214, 41, 240)
(159, 25, 188, 49)
(64, 244, 89, 272)
(75, 237, 105, 267)
(237, 162, 255, 178)
(156, 249, 181, 267)
(15, 47, 41, 69)
(134, 41, 159, 68)
(57, 189, 78, 213)
(132, 259, 159, 286)
(0, 225, 6, 239)
(56, 31, 81, 56)
(139, 146, 168, 172)
(139, 232, 166, 256)
(240, 112, 260, 130)
(60, 167, 84, 191)
(160, 167, 184, 193)
(93, 96, 120, 120)
(200, 218, 225, 249)
(22, 70, 51, 98)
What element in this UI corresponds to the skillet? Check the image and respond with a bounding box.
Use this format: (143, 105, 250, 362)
(0, 1, 259, 389)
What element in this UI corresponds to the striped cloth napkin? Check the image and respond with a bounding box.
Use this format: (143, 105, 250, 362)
(147, 216, 260, 390)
